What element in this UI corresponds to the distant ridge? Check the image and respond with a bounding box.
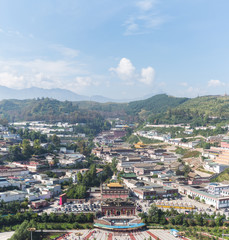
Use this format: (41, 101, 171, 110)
(0, 86, 128, 103)
(0, 86, 158, 103)
(0, 86, 88, 102)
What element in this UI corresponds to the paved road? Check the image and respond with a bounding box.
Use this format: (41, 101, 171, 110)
(0, 232, 14, 240)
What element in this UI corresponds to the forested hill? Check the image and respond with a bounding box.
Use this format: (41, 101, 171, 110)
(148, 95, 229, 126)
(0, 98, 104, 123)
(0, 94, 187, 122)
(126, 94, 189, 115)
(0, 94, 229, 125)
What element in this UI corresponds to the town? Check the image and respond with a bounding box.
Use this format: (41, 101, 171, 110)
(1, 116, 229, 240)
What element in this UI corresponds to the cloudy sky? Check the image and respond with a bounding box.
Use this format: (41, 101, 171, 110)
(0, 0, 229, 99)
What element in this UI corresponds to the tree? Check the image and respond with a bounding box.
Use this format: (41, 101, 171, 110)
(215, 215, 224, 226)
(51, 134, 60, 147)
(77, 172, 83, 183)
(147, 205, 164, 224)
(173, 193, 178, 198)
(184, 165, 191, 177)
(174, 214, 184, 225)
(20, 200, 28, 211)
(77, 140, 91, 156)
(66, 184, 87, 199)
(9, 220, 30, 240)
(195, 213, 203, 226)
(111, 158, 118, 173)
(47, 144, 55, 153)
(181, 138, 188, 143)
(9, 145, 24, 161)
(33, 139, 45, 155)
(22, 139, 33, 159)
(195, 196, 200, 202)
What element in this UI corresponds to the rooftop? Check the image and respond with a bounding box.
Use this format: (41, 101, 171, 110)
(107, 183, 123, 188)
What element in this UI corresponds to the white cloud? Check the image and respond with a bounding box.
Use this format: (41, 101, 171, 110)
(136, 0, 157, 11)
(75, 77, 92, 87)
(124, 20, 139, 35)
(109, 58, 135, 84)
(124, 0, 166, 35)
(208, 79, 225, 87)
(180, 82, 188, 87)
(124, 15, 165, 35)
(0, 72, 25, 89)
(139, 67, 155, 85)
(0, 59, 94, 92)
(110, 58, 155, 86)
(141, 15, 165, 29)
(0, 27, 24, 38)
(52, 44, 79, 58)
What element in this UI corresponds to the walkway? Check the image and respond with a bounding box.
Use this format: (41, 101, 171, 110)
(0, 232, 14, 240)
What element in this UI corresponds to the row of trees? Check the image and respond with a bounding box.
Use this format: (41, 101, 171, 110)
(0, 200, 28, 215)
(0, 211, 94, 227)
(9, 128, 48, 143)
(140, 205, 227, 228)
(7, 211, 94, 240)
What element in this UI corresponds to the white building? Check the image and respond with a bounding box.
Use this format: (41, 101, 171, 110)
(204, 160, 228, 173)
(0, 178, 10, 188)
(0, 190, 26, 202)
(208, 183, 229, 195)
(180, 185, 229, 209)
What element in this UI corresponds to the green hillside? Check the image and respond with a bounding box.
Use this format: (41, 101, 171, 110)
(76, 101, 128, 119)
(177, 95, 229, 116)
(126, 94, 189, 115)
(148, 95, 229, 126)
(76, 94, 189, 120)
(0, 98, 103, 123)
(0, 94, 229, 127)
(211, 167, 229, 182)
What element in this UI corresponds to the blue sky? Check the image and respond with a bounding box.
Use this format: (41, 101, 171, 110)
(0, 0, 229, 99)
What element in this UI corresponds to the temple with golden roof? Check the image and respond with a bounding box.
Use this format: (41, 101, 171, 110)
(101, 180, 129, 200)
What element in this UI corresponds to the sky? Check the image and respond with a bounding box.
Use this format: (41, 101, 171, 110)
(0, 0, 229, 100)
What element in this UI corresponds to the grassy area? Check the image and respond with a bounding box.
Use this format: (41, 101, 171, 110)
(175, 147, 189, 155)
(197, 167, 214, 175)
(211, 167, 229, 182)
(183, 150, 201, 158)
(42, 233, 65, 240)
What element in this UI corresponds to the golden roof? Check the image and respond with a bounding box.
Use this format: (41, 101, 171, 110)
(107, 182, 123, 188)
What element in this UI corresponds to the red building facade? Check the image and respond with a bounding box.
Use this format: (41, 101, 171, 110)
(101, 182, 129, 200)
(101, 199, 135, 217)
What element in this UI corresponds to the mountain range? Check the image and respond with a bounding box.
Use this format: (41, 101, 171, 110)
(0, 88, 228, 126)
(0, 86, 151, 103)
